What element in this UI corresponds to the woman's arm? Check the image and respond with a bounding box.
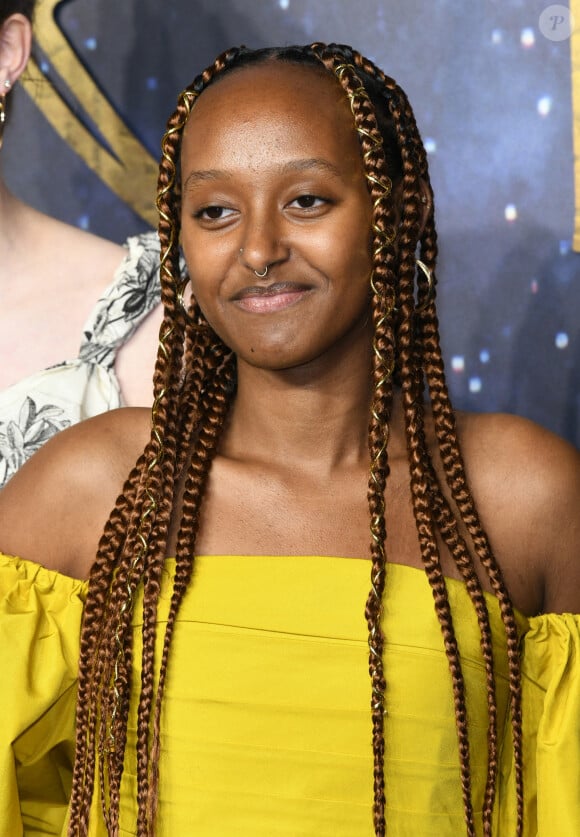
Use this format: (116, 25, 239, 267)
(459, 412, 580, 616)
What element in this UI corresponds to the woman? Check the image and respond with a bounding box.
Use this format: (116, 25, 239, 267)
(0, 43, 579, 836)
(0, 1, 164, 487)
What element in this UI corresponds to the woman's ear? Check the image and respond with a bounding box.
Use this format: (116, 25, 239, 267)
(0, 14, 33, 89)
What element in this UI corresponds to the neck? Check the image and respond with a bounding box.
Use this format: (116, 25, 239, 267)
(0, 179, 32, 257)
(221, 336, 383, 474)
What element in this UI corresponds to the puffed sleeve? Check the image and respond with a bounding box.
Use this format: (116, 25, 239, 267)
(0, 553, 87, 837)
(522, 613, 580, 836)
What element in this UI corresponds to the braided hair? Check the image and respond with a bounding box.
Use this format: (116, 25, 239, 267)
(67, 43, 523, 837)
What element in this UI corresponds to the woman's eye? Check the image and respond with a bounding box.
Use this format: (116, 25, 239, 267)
(196, 205, 235, 221)
(289, 194, 326, 210)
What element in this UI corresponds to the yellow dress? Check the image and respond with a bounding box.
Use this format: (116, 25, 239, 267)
(1, 552, 579, 836)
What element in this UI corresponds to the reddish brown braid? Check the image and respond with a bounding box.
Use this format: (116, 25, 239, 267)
(349, 47, 524, 835)
(365, 65, 480, 832)
(313, 45, 477, 833)
(308, 44, 397, 835)
(387, 52, 523, 829)
(421, 307, 524, 833)
(67, 45, 246, 837)
(375, 70, 480, 833)
(67, 449, 155, 831)
(67, 43, 524, 837)
(312, 43, 521, 835)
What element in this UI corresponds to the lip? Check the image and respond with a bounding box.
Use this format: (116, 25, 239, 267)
(232, 281, 312, 313)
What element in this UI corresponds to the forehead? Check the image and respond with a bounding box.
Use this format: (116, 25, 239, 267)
(181, 62, 362, 168)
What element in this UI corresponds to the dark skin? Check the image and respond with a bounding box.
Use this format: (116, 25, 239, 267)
(0, 63, 579, 619)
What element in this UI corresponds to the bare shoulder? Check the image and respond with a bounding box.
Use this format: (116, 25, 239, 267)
(456, 411, 580, 614)
(0, 408, 151, 580)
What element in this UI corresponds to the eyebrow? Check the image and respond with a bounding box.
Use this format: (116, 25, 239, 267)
(183, 169, 230, 190)
(183, 158, 343, 191)
(280, 158, 343, 178)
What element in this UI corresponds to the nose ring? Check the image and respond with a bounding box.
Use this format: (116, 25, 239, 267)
(239, 249, 269, 278)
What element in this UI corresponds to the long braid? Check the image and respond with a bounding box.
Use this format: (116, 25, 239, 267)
(426, 464, 499, 833)
(388, 79, 479, 830)
(412, 144, 523, 828)
(309, 44, 399, 834)
(68, 91, 189, 837)
(67, 46, 253, 836)
(68, 442, 160, 833)
(146, 356, 236, 824)
(318, 44, 476, 832)
(421, 314, 524, 833)
(407, 193, 501, 831)
(138, 51, 243, 837)
(384, 73, 516, 825)
(347, 47, 525, 834)
(380, 85, 476, 832)
(136, 51, 244, 833)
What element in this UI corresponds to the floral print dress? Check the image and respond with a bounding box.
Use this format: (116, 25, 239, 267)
(0, 231, 163, 488)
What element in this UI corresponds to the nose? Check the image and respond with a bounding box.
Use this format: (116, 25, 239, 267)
(237, 214, 289, 275)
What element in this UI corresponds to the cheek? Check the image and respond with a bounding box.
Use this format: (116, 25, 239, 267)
(336, 222, 373, 280)
(183, 224, 237, 277)
(316, 211, 372, 270)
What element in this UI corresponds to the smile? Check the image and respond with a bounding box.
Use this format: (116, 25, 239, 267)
(232, 282, 312, 313)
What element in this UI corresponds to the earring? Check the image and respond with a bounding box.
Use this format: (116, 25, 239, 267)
(177, 277, 192, 315)
(176, 277, 212, 333)
(0, 80, 11, 151)
(0, 101, 6, 151)
(414, 259, 434, 313)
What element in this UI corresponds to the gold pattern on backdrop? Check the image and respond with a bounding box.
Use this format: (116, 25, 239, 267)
(572, 0, 580, 250)
(20, 0, 157, 226)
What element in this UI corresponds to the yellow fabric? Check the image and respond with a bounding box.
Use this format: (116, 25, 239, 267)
(1, 552, 579, 836)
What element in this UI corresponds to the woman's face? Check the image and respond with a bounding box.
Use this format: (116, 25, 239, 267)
(180, 61, 374, 373)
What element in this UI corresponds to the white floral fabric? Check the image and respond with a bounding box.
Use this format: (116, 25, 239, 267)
(0, 231, 162, 488)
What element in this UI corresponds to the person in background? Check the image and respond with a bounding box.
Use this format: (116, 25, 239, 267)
(0, 41, 579, 836)
(0, 0, 164, 487)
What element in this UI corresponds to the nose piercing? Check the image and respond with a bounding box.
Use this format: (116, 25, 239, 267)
(239, 249, 269, 278)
